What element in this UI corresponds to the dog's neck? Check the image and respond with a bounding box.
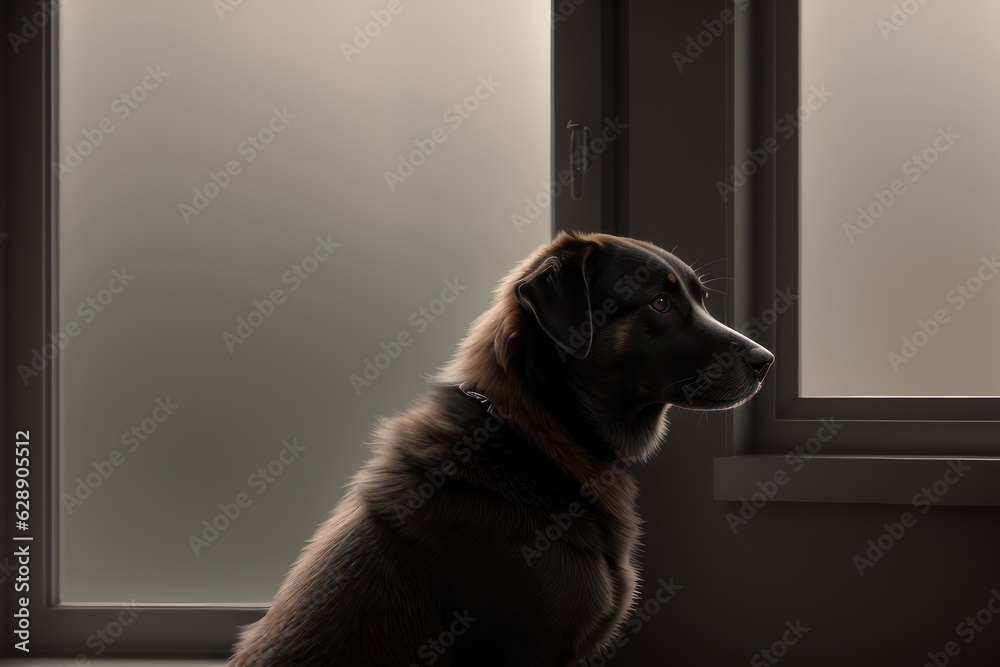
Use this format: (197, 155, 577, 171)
(459, 369, 617, 464)
(436, 299, 640, 526)
(518, 334, 623, 464)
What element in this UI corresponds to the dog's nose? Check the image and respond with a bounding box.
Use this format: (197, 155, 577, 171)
(731, 341, 774, 374)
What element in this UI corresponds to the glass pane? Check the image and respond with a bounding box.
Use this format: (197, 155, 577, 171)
(800, 0, 1000, 397)
(58, 0, 551, 603)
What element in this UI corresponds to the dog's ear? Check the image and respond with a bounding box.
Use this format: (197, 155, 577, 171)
(514, 246, 594, 359)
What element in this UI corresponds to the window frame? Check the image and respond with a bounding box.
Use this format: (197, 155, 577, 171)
(715, 0, 1000, 507)
(1, 0, 627, 657)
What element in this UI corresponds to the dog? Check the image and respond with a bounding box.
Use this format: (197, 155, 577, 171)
(227, 231, 773, 666)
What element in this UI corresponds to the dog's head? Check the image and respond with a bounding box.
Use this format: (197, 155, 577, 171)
(512, 232, 773, 462)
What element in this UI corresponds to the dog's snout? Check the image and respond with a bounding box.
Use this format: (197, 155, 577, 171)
(730, 341, 774, 374)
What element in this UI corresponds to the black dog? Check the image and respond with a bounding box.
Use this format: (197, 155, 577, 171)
(227, 232, 773, 666)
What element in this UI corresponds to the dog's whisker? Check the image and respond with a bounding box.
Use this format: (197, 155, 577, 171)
(691, 256, 732, 275)
(696, 256, 732, 270)
(658, 375, 699, 402)
(704, 285, 732, 300)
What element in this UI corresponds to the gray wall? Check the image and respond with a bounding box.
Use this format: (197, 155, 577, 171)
(616, 2, 1000, 665)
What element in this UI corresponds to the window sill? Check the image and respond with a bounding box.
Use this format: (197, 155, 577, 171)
(714, 455, 1000, 506)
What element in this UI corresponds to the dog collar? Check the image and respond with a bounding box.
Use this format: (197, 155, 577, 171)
(455, 383, 617, 463)
(456, 383, 507, 425)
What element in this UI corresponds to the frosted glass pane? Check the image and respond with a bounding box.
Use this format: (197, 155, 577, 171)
(800, 0, 1000, 397)
(58, 0, 551, 603)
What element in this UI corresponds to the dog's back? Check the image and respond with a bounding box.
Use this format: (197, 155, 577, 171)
(228, 386, 638, 666)
(228, 493, 441, 665)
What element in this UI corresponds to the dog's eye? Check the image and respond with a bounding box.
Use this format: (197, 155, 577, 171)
(650, 295, 671, 313)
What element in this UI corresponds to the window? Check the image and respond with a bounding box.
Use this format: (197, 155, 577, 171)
(55, 0, 551, 607)
(715, 0, 1000, 506)
(799, 0, 1000, 399)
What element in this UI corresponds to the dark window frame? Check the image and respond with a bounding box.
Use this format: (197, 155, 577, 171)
(1, 0, 627, 657)
(715, 0, 1000, 507)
